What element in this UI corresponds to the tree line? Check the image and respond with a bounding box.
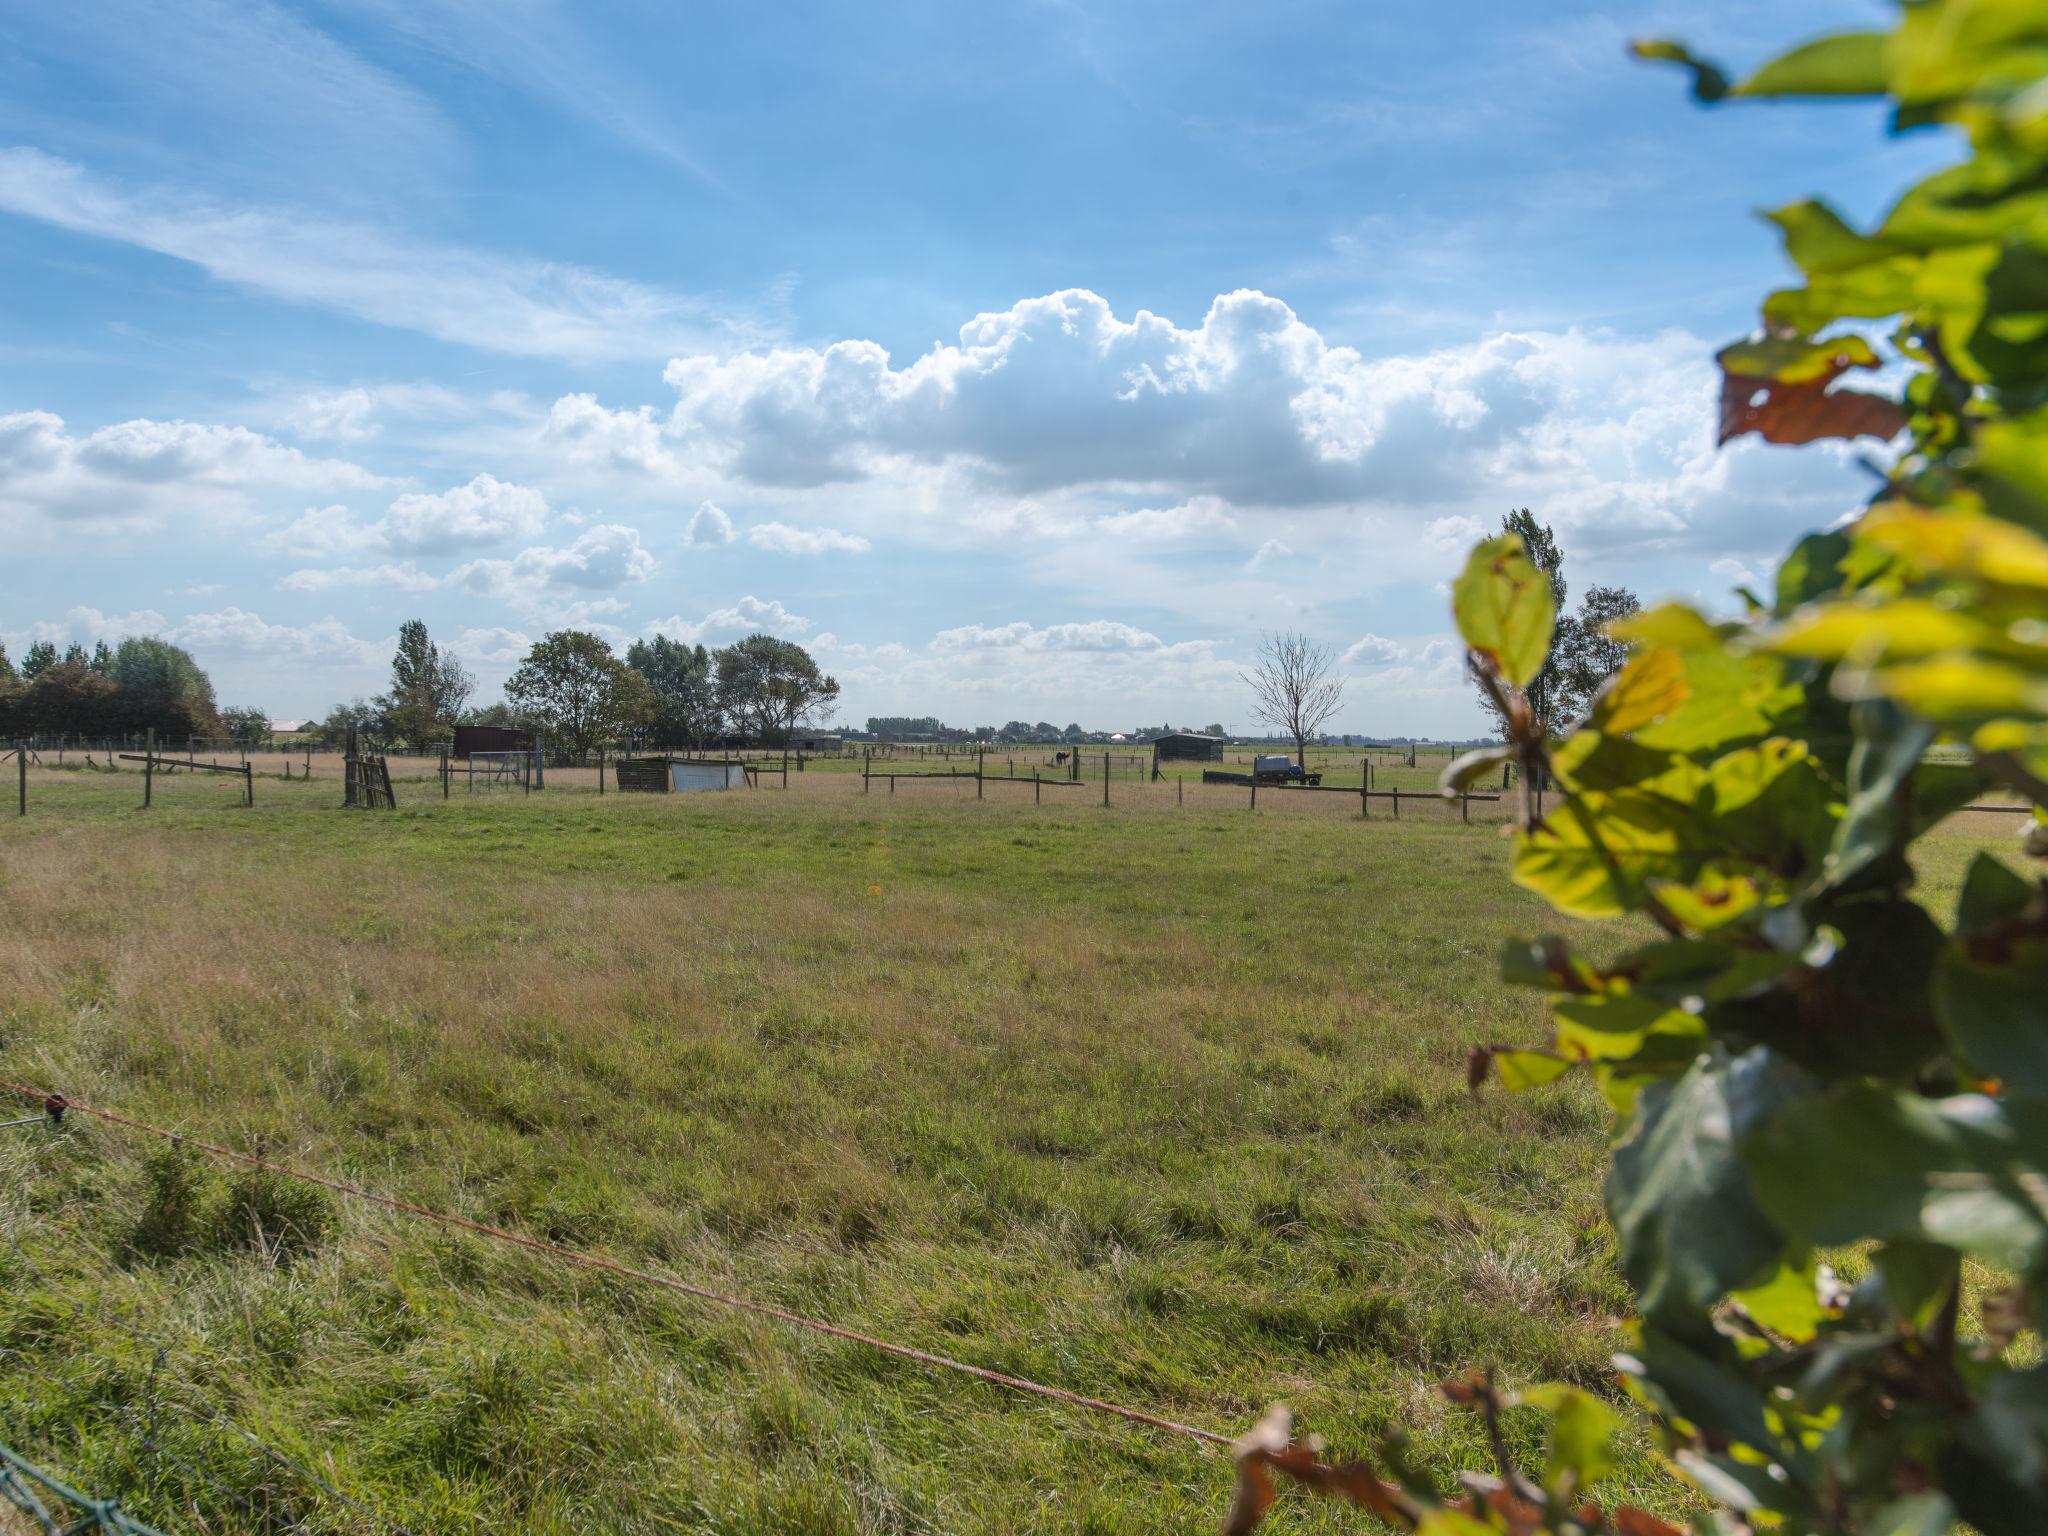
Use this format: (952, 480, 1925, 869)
(0, 635, 262, 742)
(317, 625, 842, 757)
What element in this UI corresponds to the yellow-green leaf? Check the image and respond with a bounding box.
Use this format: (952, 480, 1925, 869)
(1451, 534, 1556, 690)
(1593, 648, 1691, 735)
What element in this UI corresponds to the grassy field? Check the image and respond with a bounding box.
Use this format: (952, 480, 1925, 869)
(0, 768, 2021, 1533)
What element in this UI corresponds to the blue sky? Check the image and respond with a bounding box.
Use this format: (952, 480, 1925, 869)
(0, 1, 1949, 735)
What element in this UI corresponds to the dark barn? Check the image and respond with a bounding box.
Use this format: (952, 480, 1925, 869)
(1151, 732, 1225, 763)
(452, 725, 537, 758)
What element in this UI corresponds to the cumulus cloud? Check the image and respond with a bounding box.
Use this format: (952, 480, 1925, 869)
(746, 521, 870, 555)
(382, 473, 550, 554)
(285, 388, 378, 441)
(451, 626, 532, 663)
(0, 409, 381, 532)
(1342, 634, 1407, 667)
(684, 501, 735, 545)
(931, 619, 1170, 654)
(262, 474, 550, 567)
(1246, 538, 1294, 570)
(544, 393, 675, 474)
(277, 561, 439, 593)
(168, 607, 382, 664)
(15, 605, 170, 648)
(451, 524, 657, 608)
(1094, 496, 1237, 541)
(643, 595, 809, 642)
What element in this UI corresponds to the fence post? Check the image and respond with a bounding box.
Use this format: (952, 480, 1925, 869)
(144, 729, 154, 810)
(977, 746, 984, 800)
(599, 747, 606, 795)
(244, 763, 253, 807)
(1102, 751, 1109, 807)
(1393, 786, 1400, 819)
(441, 748, 450, 800)
(863, 750, 870, 794)
(16, 741, 24, 817)
(1461, 789, 1469, 823)
(1034, 768, 1041, 804)
(1250, 774, 1257, 812)
(1177, 776, 1183, 807)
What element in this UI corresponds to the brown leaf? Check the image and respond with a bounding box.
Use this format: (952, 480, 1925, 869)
(1612, 1508, 1686, 1536)
(1467, 1047, 1495, 1094)
(1718, 365, 1905, 447)
(1222, 1405, 1411, 1533)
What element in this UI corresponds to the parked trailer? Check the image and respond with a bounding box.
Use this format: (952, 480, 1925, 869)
(1253, 754, 1322, 786)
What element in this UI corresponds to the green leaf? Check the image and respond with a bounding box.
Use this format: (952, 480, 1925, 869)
(1606, 1049, 1802, 1334)
(1451, 534, 1557, 690)
(1631, 38, 1730, 100)
(1936, 853, 2048, 1092)
(1438, 744, 1511, 796)
(1730, 1252, 1828, 1340)
(1873, 1238, 1958, 1330)
(1591, 647, 1691, 735)
(1495, 1049, 1572, 1091)
(1737, 31, 1890, 97)
(1513, 790, 1710, 918)
(1744, 1084, 2048, 1272)
(1774, 530, 1856, 616)
(1520, 1383, 1622, 1493)
(1864, 1494, 1956, 1536)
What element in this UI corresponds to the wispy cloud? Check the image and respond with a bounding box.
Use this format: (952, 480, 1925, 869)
(0, 149, 755, 361)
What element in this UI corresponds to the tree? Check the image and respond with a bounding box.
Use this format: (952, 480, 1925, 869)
(1551, 582, 1642, 726)
(219, 707, 271, 748)
(1261, 13, 2048, 1536)
(504, 631, 641, 757)
(0, 643, 14, 684)
(24, 662, 120, 736)
(1241, 631, 1344, 769)
(21, 641, 55, 680)
(314, 699, 382, 749)
(108, 637, 217, 737)
(712, 635, 839, 747)
(1470, 509, 1568, 740)
(89, 640, 113, 676)
(624, 636, 720, 748)
(379, 620, 473, 748)
(1202, 722, 1226, 737)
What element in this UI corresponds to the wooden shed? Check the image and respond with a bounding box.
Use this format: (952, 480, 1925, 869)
(1152, 732, 1225, 763)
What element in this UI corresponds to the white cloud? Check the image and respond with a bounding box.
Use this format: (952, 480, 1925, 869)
(286, 388, 378, 441)
(1246, 538, 1293, 570)
(544, 393, 675, 474)
(277, 561, 439, 592)
(0, 408, 381, 533)
(381, 473, 549, 554)
(684, 500, 735, 545)
(17, 606, 169, 648)
(931, 619, 1168, 654)
(451, 626, 532, 663)
(643, 595, 809, 643)
(168, 607, 382, 664)
(1341, 633, 1407, 667)
(1094, 496, 1237, 542)
(746, 521, 870, 555)
(0, 148, 752, 362)
(450, 524, 657, 607)
(262, 474, 550, 570)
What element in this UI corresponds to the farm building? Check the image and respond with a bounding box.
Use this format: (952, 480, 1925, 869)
(614, 757, 749, 793)
(1151, 731, 1225, 763)
(453, 725, 537, 758)
(794, 733, 844, 752)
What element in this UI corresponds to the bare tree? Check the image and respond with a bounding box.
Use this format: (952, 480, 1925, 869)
(1241, 631, 1345, 769)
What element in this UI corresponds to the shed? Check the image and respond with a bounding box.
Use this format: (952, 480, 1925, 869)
(1152, 732, 1225, 763)
(671, 761, 747, 792)
(453, 725, 536, 758)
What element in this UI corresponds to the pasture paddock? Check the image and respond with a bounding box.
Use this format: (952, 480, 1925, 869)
(0, 772, 2019, 1532)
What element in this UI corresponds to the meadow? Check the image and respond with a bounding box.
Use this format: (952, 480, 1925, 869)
(0, 766, 2020, 1533)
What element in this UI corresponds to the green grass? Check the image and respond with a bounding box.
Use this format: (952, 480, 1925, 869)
(0, 770, 2016, 1532)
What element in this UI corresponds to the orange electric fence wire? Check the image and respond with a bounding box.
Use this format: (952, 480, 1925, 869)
(0, 1081, 1234, 1451)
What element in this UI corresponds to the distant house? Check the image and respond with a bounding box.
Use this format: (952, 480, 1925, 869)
(268, 719, 312, 735)
(1152, 731, 1225, 763)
